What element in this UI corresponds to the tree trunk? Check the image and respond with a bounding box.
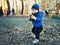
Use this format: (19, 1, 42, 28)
(21, 0, 24, 15)
(6, 0, 10, 9)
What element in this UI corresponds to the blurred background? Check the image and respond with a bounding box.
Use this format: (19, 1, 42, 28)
(0, 0, 60, 17)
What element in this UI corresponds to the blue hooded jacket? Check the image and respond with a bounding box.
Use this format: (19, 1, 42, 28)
(32, 11, 43, 27)
(31, 4, 43, 27)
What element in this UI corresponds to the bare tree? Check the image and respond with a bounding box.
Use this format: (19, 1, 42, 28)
(21, 0, 24, 15)
(6, 0, 10, 9)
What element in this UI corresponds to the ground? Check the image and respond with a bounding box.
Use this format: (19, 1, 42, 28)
(0, 16, 60, 45)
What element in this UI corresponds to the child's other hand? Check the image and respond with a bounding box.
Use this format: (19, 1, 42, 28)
(30, 15, 36, 20)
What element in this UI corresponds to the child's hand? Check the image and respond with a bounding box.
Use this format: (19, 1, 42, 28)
(30, 15, 36, 20)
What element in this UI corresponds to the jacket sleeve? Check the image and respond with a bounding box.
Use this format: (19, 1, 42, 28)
(35, 12, 43, 21)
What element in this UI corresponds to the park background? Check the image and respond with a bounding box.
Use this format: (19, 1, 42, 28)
(0, 0, 60, 17)
(0, 0, 60, 45)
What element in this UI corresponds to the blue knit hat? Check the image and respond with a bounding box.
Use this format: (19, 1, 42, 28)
(32, 4, 39, 11)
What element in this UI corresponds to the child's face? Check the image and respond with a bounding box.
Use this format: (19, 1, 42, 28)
(32, 9, 38, 14)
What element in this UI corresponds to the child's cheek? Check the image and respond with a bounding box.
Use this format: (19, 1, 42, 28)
(32, 11, 36, 14)
(32, 10, 35, 13)
(36, 10, 38, 13)
(32, 12, 35, 14)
